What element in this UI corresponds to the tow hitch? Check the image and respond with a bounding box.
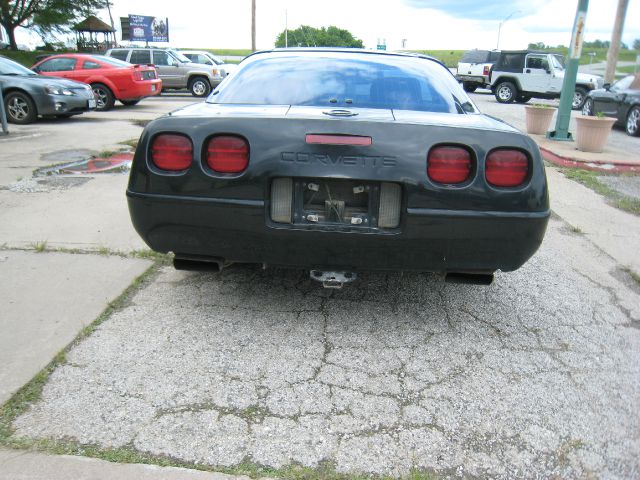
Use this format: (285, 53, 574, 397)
(310, 270, 358, 289)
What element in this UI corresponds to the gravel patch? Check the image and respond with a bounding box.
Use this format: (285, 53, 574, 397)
(598, 175, 640, 200)
(9, 177, 91, 193)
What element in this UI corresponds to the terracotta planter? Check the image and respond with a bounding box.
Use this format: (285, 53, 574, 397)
(575, 116, 617, 153)
(524, 106, 556, 135)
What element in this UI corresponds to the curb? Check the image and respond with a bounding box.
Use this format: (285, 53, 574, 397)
(539, 146, 640, 173)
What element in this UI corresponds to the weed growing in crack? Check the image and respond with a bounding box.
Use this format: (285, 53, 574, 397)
(30, 241, 48, 252)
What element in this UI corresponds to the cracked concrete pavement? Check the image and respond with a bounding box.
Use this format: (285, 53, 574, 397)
(11, 213, 640, 478)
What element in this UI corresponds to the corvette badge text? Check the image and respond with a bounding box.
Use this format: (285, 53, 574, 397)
(281, 152, 397, 167)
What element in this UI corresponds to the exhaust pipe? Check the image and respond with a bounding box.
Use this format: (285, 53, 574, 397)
(173, 256, 224, 272)
(445, 272, 494, 285)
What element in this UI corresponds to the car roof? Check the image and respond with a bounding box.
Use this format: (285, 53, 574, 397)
(37, 53, 102, 59)
(244, 47, 444, 67)
(499, 50, 555, 56)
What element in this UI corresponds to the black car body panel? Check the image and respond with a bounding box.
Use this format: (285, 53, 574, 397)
(585, 74, 640, 134)
(127, 49, 550, 274)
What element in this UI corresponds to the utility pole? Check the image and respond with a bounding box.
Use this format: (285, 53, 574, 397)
(548, 0, 588, 141)
(604, 0, 629, 84)
(285, 9, 288, 48)
(496, 11, 519, 50)
(105, 1, 116, 47)
(0, 85, 9, 135)
(251, 0, 256, 52)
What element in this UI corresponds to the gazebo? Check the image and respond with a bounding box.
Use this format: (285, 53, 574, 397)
(73, 16, 116, 53)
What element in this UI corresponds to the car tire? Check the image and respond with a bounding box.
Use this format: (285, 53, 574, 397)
(582, 97, 594, 116)
(495, 81, 517, 103)
(626, 106, 640, 137)
(91, 83, 115, 111)
(121, 99, 141, 106)
(515, 95, 531, 104)
(4, 91, 37, 124)
(572, 87, 588, 110)
(462, 82, 478, 93)
(188, 76, 211, 97)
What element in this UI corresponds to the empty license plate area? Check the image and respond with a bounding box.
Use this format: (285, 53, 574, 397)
(270, 178, 402, 230)
(298, 178, 372, 227)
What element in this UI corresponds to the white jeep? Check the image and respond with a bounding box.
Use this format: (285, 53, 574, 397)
(490, 51, 603, 109)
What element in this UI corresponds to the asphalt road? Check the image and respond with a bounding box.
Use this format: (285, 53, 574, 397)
(3, 93, 640, 479)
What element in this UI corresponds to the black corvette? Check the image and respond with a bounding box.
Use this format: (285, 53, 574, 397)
(127, 49, 550, 287)
(582, 73, 640, 137)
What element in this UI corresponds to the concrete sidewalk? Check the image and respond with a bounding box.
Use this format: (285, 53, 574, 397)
(0, 449, 259, 480)
(534, 133, 640, 172)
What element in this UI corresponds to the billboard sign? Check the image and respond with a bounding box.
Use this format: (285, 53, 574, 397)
(128, 15, 169, 42)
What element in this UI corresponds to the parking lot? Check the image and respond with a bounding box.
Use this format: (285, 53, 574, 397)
(1, 92, 639, 479)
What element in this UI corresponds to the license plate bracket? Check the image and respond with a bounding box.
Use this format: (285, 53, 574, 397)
(293, 178, 378, 228)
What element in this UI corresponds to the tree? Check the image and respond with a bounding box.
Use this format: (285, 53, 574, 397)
(583, 39, 610, 48)
(633, 38, 640, 50)
(275, 25, 363, 48)
(527, 42, 546, 50)
(0, 0, 102, 49)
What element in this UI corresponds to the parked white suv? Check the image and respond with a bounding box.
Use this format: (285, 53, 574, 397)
(106, 47, 224, 97)
(178, 50, 238, 78)
(456, 49, 500, 92)
(490, 50, 603, 109)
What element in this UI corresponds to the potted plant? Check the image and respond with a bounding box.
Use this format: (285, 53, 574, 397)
(575, 112, 617, 153)
(524, 104, 556, 135)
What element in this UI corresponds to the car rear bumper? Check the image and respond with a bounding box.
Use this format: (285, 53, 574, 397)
(127, 191, 550, 273)
(456, 75, 489, 84)
(121, 79, 162, 100)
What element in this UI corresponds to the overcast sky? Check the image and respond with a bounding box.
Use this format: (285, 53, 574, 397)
(14, 0, 640, 52)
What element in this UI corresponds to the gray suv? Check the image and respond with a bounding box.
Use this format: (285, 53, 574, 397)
(106, 48, 223, 97)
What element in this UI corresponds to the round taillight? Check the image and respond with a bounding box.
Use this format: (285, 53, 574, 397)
(206, 135, 249, 173)
(150, 134, 193, 171)
(427, 146, 472, 184)
(486, 149, 529, 187)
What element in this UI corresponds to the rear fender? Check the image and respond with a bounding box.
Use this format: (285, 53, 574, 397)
(491, 76, 522, 92)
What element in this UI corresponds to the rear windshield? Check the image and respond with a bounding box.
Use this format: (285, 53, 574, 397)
(109, 50, 129, 61)
(209, 53, 477, 114)
(460, 50, 490, 63)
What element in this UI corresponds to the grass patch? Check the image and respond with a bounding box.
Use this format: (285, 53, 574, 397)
(1, 50, 60, 67)
(206, 48, 253, 57)
(129, 249, 171, 261)
(0, 428, 439, 480)
(409, 50, 464, 68)
(560, 168, 640, 216)
(617, 65, 638, 74)
(29, 241, 48, 252)
(623, 267, 640, 286)
(96, 150, 118, 158)
(557, 438, 584, 466)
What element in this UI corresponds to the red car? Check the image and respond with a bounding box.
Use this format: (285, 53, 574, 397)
(31, 54, 162, 111)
